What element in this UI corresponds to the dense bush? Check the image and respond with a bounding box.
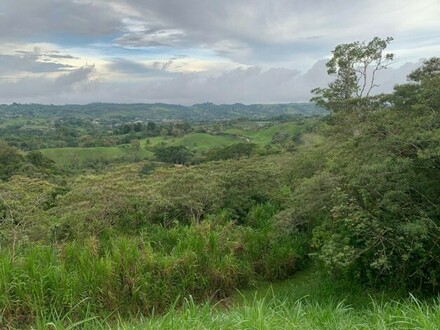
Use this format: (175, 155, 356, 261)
(0, 142, 60, 181)
(301, 58, 440, 293)
(207, 142, 256, 161)
(154, 145, 193, 164)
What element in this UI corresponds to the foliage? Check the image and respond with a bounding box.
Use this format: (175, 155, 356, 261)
(154, 145, 193, 164)
(9, 266, 440, 329)
(0, 176, 57, 250)
(0, 213, 308, 328)
(306, 57, 440, 293)
(0, 141, 59, 180)
(0, 141, 24, 180)
(0, 103, 324, 150)
(207, 142, 256, 161)
(130, 270, 440, 330)
(312, 36, 394, 112)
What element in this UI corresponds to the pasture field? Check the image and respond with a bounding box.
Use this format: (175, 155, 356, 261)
(224, 121, 306, 145)
(39, 120, 307, 168)
(141, 133, 243, 151)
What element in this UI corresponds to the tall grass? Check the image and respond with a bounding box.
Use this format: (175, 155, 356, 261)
(12, 289, 439, 329)
(2, 232, 439, 329)
(118, 291, 440, 330)
(2, 203, 439, 329)
(0, 211, 307, 329)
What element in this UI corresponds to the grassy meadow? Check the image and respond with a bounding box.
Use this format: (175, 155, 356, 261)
(140, 133, 243, 151)
(38, 120, 307, 169)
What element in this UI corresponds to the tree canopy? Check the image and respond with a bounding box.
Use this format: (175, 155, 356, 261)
(312, 36, 394, 112)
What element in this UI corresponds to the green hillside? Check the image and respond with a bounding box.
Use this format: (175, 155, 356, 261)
(40, 146, 153, 168)
(140, 133, 243, 151)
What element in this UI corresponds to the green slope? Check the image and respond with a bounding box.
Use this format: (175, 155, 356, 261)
(40, 146, 153, 168)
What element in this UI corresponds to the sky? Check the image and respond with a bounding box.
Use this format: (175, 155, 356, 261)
(0, 0, 439, 105)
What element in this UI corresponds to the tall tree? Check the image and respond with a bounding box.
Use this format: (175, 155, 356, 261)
(312, 37, 394, 112)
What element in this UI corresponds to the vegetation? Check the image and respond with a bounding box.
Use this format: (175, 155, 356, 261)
(307, 54, 440, 293)
(0, 142, 60, 180)
(0, 102, 323, 150)
(126, 268, 440, 330)
(153, 145, 193, 164)
(40, 146, 152, 169)
(312, 36, 394, 112)
(0, 38, 439, 329)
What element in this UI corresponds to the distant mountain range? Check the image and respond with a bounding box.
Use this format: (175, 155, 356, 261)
(0, 102, 325, 123)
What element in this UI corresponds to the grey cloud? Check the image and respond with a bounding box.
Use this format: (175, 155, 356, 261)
(0, 65, 94, 101)
(43, 54, 77, 60)
(141, 65, 320, 104)
(114, 20, 186, 48)
(15, 50, 77, 60)
(2, 0, 438, 68)
(153, 58, 175, 71)
(0, 59, 420, 105)
(95, 60, 417, 105)
(0, 0, 437, 104)
(108, 58, 173, 76)
(375, 61, 422, 94)
(0, 0, 121, 41)
(56, 65, 94, 87)
(0, 51, 74, 74)
(118, 0, 440, 65)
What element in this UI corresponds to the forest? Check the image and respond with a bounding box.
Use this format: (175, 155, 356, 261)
(0, 39, 439, 329)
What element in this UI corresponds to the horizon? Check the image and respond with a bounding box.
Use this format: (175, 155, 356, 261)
(1, 101, 317, 107)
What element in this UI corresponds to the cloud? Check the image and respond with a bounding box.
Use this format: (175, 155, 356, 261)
(0, 50, 75, 74)
(152, 58, 175, 71)
(0, 57, 422, 105)
(56, 65, 95, 87)
(114, 18, 186, 47)
(0, 0, 438, 104)
(139, 64, 324, 104)
(118, 0, 440, 65)
(0, 65, 94, 102)
(102, 60, 423, 105)
(108, 58, 173, 76)
(0, 0, 121, 42)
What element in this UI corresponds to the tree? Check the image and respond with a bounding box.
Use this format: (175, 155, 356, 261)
(388, 57, 440, 111)
(308, 58, 440, 292)
(207, 143, 255, 161)
(312, 37, 394, 112)
(408, 57, 440, 82)
(0, 141, 24, 180)
(26, 151, 55, 169)
(154, 145, 193, 164)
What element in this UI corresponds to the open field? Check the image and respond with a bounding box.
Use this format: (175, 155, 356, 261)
(224, 121, 306, 145)
(141, 133, 243, 151)
(39, 120, 307, 168)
